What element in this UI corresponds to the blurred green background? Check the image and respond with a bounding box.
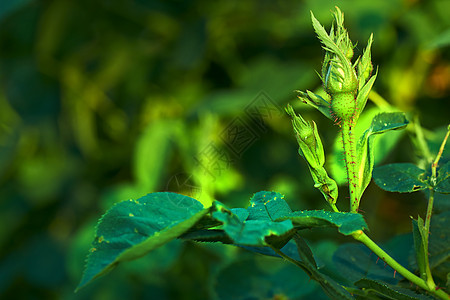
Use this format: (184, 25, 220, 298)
(0, 0, 449, 299)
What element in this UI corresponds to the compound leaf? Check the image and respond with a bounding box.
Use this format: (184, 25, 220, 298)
(373, 163, 428, 193)
(77, 192, 208, 291)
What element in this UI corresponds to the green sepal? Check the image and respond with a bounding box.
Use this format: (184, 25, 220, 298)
(296, 90, 333, 121)
(355, 112, 409, 199)
(357, 33, 374, 91)
(355, 70, 377, 119)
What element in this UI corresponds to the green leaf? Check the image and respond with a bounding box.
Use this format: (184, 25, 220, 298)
(292, 233, 317, 268)
(355, 278, 433, 300)
(76, 192, 208, 291)
(356, 112, 409, 199)
(412, 217, 428, 280)
(427, 210, 450, 284)
(230, 208, 249, 222)
(238, 239, 302, 261)
(214, 256, 319, 300)
(435, 161, 450, 194)
(212, 201, 294, 247)
(370, 112, 409, 134)
(373, 163, 428, 193)
(333, 234, 416, 286)
(261, 233, 353, 300)
(288, 233, 354, 300)
(246, 191, 292, 221)
(410, 211, 450, 286)
(277, 210, 368, 236)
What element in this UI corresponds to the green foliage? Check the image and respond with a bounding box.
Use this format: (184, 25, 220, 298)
(435, 162, 450, 194)
(373, 161, 450, 194)
(425, 211, 450, 284)
(373, 163, 428, 193)
(79, 190, 368, 296)
(356, 112, 409, 199)
(210, 201, 294, 247)
(77, 193, 208, 290)
(214, 257, 318, 300)
(354, 279, 434, 300)
(412, 217, 428, 280)
(290, 234, 355, 300)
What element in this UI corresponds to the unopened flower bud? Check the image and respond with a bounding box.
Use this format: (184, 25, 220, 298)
(285, 104, 324, 169)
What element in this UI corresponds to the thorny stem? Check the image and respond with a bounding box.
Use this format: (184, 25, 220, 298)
(341, 122, 359, 213)
(352, 230, 449, 299)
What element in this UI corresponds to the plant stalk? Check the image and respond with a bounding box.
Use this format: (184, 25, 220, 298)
(424, 124, 449, 245)
(424, 188, 436, 288)
(421, 125, 450, 291)
(352, 230, 449, 299)
(341, 122, 359, 212)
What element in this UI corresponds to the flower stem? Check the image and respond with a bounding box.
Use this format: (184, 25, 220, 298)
(421, 125, 450, 291)
(423, 124, 449, 239)
(341, 121, 359, 212)
(352, 230, 449, 299)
